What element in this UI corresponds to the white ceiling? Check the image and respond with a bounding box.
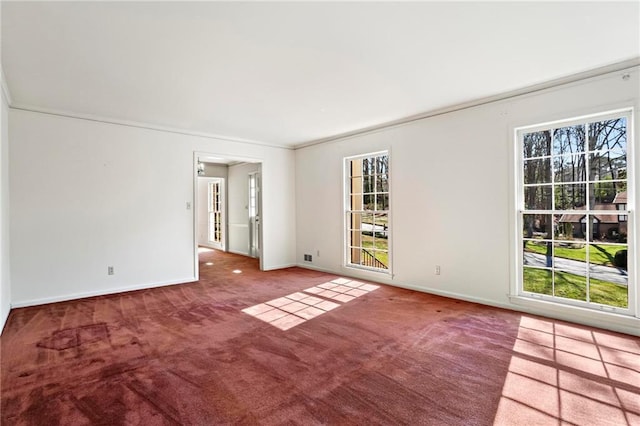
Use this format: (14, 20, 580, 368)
(2, 2, 639, 148)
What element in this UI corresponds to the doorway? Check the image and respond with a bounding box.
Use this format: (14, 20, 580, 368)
(193, 152, 263, 278)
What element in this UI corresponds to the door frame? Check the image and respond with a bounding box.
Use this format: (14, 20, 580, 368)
(193, 151, 264, 279)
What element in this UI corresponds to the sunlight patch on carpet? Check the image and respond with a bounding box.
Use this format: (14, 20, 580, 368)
(493, 316, 640, 425)
(241, 277, 379, 330)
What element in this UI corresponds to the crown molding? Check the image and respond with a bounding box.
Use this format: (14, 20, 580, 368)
(9, 103, 294, 150)
(294, 57, 640, 150)
(1, 67, 13, 105)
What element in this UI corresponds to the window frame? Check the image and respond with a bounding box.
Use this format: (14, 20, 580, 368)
(344, 150, 392, 275)
(514, 108, 635, 316)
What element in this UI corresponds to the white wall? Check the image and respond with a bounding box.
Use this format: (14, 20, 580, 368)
(0, 73, 10, 332)
(227, 162, 260, 256)
(295, 67, 640, 336)
(9, 110, 296, 306)
(201, 163, 228, 179)
(0, 0, 11, 331)
(197, 178, 211, 247)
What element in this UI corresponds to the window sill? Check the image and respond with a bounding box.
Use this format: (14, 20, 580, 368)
(509, 295, 640, 336)
(344, 264, 393, 278)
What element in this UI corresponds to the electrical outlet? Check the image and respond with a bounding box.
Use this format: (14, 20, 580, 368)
(435, 265, 441, 275)
(108, 266, 114, 275)
(186, 202, 192, 210)
(304, 254, 312, 262)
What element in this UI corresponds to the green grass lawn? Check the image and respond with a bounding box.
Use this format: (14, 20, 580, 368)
(524, 241, 625, 267)
(523, 267, 627, 308)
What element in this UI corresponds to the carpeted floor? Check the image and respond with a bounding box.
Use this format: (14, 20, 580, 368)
(1, 249, 639, 425)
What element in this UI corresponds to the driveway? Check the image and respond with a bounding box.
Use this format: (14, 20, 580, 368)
(524, 252, 628, 286)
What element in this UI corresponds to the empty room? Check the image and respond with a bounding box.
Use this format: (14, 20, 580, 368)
(1, 2, 639, 425)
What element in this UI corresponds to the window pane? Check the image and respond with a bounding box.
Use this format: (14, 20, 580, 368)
(350, 160, 363, 177)
(553, 241, 586, 265)
(553, 244, 587, 302)
(349, 231, 362, 248)
(363, 194, 374, 209)
(361, 214, 374, 237)
(375, 237, 389, 251)
(522, 214, 554, 239)
(524, 158, 551, 184)
(524, 241, 553, 268)
(376, 156, 388, 175)
(588, 118, 626, 152)
(375, 216, 388, 239)
(553, 271, 587, 301)
(363, 158, 375, 175)
(376, 193, 389, 211)
(362, 212, 374, 225)
(350, 213, 362, 230)
(553, 154, 585, 183)
(523, 267, 553, 295)
(584, 215, 599, 242)
(555, 215, 587, 242)
(374, 251, 389, 269)
(587, 244, 628, 308)
(590, 180, 626, 205)
(553, 125, 585, 156)
(350, 177, 363, 193)
(363, 176, 375, 193)
(351, 194, 362, 210)
(523, 130, 551, 158)
(589, 152, 626, 181)
(588, 243, 627, 270)
(362, 236, 374, 248)
(524, 186, 552, 210)
(554, 183, 586, 210)
(376, 176, 389, 192)
(350, 247, 362, 264)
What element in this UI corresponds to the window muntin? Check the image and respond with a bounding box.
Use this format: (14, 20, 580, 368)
(345, 152, 390, 272)
(518, 112, 632, 312)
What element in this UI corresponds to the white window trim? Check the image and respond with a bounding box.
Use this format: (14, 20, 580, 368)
(512, 108, 636, 318)
(343, 150, 393, 275)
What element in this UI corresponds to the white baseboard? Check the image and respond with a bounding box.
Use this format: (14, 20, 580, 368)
(228, 249, 250, 257)
(11, 277, 198, 308)
(263, 263, 297, 271)
(297, 262, 396, 284)
(0, 306, 10, 335)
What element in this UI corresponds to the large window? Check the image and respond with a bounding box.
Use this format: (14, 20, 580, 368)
(517, 110, 634, 313)
(345, 152, 390, 273)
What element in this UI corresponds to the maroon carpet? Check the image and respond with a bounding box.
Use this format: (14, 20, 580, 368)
(1, 249, 639, 425)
